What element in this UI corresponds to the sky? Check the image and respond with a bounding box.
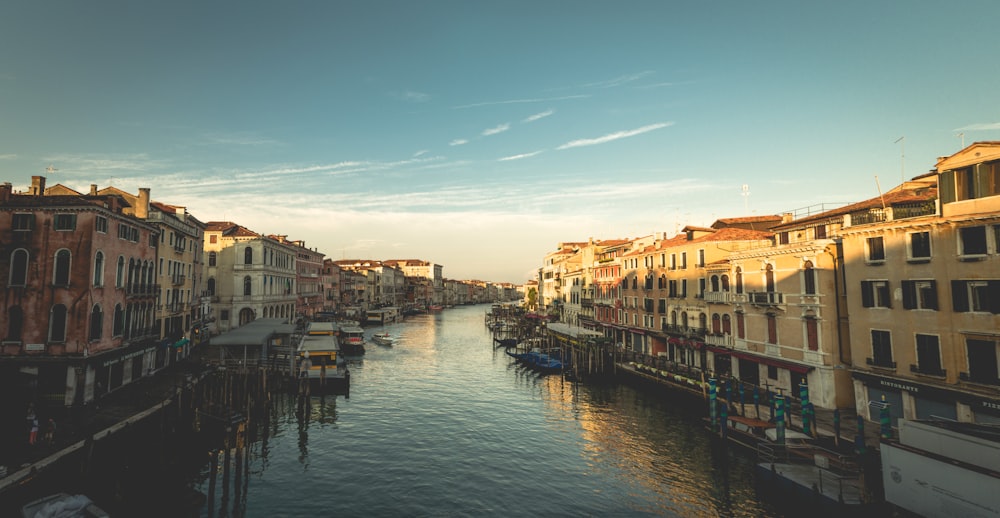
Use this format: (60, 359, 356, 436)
(3, 1, 1000, 284)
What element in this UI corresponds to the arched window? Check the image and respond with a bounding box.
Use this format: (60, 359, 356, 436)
(89, 304, 103, 341)
(116, 256, 125, 287)
(6, 306, 23, 341)
(712, 313, 721, 334)
(698, 313, 707, 330)
(722, 314, 732, 335)
(127, 258, 136, 290)
(681, 311, 689, 329)
(94, 251, 105, 286)
(113, 304, 124, 336)
(49, 304, 68, 342)
(207, 277, 216, 296)
(736, 312, 745, 339)
(243, 276, 252, 296)
(54, 249, 71, 286)
(803, 260, 816, 295)
(209, 251, 217, 267)
(735, 267, 743, 294)
(765, 264, 775, 292)
(9, 249, 29, 286)
(670, 311, 677, 326)
(710, 275, 720, 292)
(721, 274, 730, 292)
(244, 246, 253, 265)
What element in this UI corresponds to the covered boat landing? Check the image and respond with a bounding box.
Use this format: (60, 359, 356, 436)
(207, 318, 298, 372)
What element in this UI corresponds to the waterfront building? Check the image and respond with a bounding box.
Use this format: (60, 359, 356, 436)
(99, 186, 208, 354)
(592, 239, 632, 342)
(270, 236, 325, 319)
(384, 259, 444, 307)
(203, 221, 298, 333)
(842, 142, 1000, 425)
(0, 177, 160, 414)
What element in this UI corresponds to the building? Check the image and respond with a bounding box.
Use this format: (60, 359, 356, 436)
(203, 221, 298, 333)
(843, 143, 1000, 425)
(1, 177, 161, 420)
(270, 236, 325, 319)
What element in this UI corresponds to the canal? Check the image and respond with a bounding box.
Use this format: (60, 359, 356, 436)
(178, 303, 779, 517)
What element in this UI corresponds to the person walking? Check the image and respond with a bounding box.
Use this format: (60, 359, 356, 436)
(29, 415, 39, 445)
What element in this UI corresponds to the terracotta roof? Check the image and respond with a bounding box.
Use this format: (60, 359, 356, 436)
(1, 193, 119, 209)
(770, 182, 937, 230)
(205, 221, 260, 237)
(711, 215, 783, 228)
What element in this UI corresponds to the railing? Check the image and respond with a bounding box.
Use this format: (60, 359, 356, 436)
(866, 357, 897, 369)
(910, 364, 946, 377)
(893, 201, 937, 219)
(704, 291, 733, 304)
(749, 291, 784, 305)
(705, 333, 734, 347)
(126, 283, 159, 297)
(850, 209, 887, 225)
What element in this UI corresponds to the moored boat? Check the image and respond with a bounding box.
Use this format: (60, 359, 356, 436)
(298, 324, 350, 391)
(337, 323, 367, 355)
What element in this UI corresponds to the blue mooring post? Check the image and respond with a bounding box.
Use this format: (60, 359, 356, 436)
(739, 382, 745, 417)
(753, 386, 760, 419)
(774, 394, 786, 445)
(800, 381, 810, 437)
(725, 379, 733, 419)
(769, 390, 776, 423)
(709, 378, 718, 432)
(720, 400, 728, 439)
(833, 408, 841, 447)
(880, 395, 892, 439)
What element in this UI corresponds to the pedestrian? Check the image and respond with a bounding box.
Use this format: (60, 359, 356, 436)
(29, 415, 39, 445)
(44, 418, 56, 445)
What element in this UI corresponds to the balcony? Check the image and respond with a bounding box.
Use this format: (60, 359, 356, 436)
(748, 291, 784, 306)
(704, 291, 733, 304)
(910, 364, 946, 377)
(866, 357, 897, 370)
(126, 283, 159, 298)
(705, 333, 733, 347)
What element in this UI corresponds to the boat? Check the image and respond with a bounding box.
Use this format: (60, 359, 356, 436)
(21, 493, 109, 518)
(506, 347, 565, 373)
(298, 324, 350, 390)
(705, 415, 776, 451)
(365, 307, 400, 325)
(371, 332, 393, 346)
(337, 322, 367, 355)
(428, 304, 443, 311)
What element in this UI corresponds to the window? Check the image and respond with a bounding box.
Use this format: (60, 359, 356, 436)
(721, 274, 730, 292)
(670, 254, 677, 270)
(870, 330, 894, 368)
(49, 304, 68, 343)
(12, 213, 34, 231)
(681, 279, 688, 298)
(966, 338, 999, 385)
(765, 264, 775, 292)
(697, 249, 705, 267)
(9, 249, 29, 286)
(96, 216, 108, 233)
(89, 305, 103, 341)
(778, 232, 789, 245)
(959, 226, 988, 256)
(767, 315, 777, 344)
(867, 237, 885, 262)
(901, 280, 937, 310)
(908, 231, 931, 260)
(209, 252, 217, 267)
(53, 249, 71, 286)
(207, 278, 216, 296)
(680, 252, 688, 269)
(767, 365, 778, 380)
(6, 306, 23, 341)
(243, 276, 252, 296)
(116, 256, 125, 287)
(805, 318, 819, 351)
(861, 280, 891, 308)
(915, 334, 943, 375)
(722, 314, 732, 335)
(803, 261, 816, 295)
(712, 314, 721, 334)
(735, 267, 743, 294)
(244, 247, 253, 265)
(952, 280, 1000, 313)
(815, 225, 827, 239)
(113, 304, 124, 337)
(93, 251, 104, 286)
(698, 278, 706, 298)
(54, 213, 76, 231)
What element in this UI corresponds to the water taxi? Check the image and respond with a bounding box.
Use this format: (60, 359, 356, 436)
(337, 322, 367, 355)
(371, 332, 393, 346)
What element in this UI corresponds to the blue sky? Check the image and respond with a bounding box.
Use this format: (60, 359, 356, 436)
(3, 1, 999, 283)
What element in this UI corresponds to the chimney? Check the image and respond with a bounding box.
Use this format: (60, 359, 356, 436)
(0, 182, 12, 203)
(31, 176, 46, 196)
(781, 212, 794, 224)
(89, 184, 98, 196)
(136, 188, 150, 219)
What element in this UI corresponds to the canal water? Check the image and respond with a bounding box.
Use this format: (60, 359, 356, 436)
(182, 304, 780, 517)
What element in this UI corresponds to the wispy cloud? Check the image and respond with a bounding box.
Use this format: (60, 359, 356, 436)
(413, 150, 429, 158)
(41, 153, 165, 173)
(557, 122, 674, 150)
(394, 90, 430, 102)
(449, 139, 468, 146)
(498, 150, 544, 162)
(577, 70, 655, 89)
(454, 95, 588, 109)
(204, 132, 280, 147)
(482, 123, 510, 136)
(954, 122, 1000, 132)
(0, 153, 16, 160)
(523, 110, 554, 123)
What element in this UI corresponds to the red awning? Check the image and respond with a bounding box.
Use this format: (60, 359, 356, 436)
(668, 337, 682, 344)
(728, 350, 812, 374)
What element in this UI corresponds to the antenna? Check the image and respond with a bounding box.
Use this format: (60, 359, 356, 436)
(875, 175, 886, 209)
(741, 184, 751, 214)
(957, 132, 965, 148)
(894, 136, 905, 184)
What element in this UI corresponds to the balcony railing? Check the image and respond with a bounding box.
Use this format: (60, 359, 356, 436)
(866, 357, 897, 370)
(125, 283, 159, 297)
(704, 291, 733, 304)
(910, 364, 946, 377)
(705, 333, 734, 347)
(748, 291, 784, 305)
(851, 209, 887, 225)
(893, 201, 937, 219)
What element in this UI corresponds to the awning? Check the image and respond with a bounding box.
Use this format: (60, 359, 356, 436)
(172, 338, 190, 348)
(727, 350, 812, 374)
